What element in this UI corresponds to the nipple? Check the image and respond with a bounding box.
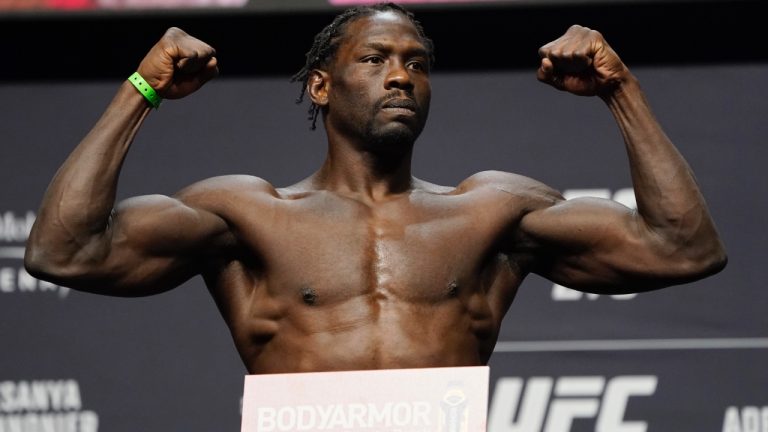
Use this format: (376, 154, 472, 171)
(301, 287, 318, 305)
(447, 280, 459, 297)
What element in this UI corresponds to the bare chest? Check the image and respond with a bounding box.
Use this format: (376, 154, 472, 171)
(226, 191, 515, 305)
(203, 189, 526, 372)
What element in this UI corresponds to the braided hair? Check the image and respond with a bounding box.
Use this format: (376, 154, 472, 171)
(291, 2, 435, 130)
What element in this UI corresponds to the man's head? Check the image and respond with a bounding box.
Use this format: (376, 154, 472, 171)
(292, 3, 435, 134)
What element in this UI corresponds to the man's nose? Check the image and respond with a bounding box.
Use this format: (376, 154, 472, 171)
(384, 61, 413, 90)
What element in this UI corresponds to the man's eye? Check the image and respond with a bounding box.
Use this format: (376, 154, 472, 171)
(408, 61, 426, 72)
(363, 56, 383, 64)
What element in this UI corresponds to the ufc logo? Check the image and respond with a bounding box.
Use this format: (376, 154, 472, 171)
(552, 189, 638, 301)
(488, 375, 657, 432)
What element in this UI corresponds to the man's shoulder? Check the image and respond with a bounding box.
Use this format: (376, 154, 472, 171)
(456, 170, 563, 203)
(174, 175, 279, 204)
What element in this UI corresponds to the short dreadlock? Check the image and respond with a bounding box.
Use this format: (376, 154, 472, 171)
(290, 2, 435, 130)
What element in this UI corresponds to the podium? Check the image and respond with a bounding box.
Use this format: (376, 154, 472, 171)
(241, 366, 489, 432)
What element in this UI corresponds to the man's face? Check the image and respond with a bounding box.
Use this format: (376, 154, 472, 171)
(324, 11, 432, 152)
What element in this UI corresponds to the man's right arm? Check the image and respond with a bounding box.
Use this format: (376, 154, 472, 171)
(24, 27, 230, 296)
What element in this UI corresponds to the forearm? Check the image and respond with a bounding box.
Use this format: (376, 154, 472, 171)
(604, 76, 726, 267)
(26, 82, 151, 271)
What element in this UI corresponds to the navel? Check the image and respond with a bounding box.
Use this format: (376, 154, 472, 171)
(300, 286, 318, 305)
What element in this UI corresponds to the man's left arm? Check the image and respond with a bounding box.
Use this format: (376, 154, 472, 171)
(519, 25, 727, 293)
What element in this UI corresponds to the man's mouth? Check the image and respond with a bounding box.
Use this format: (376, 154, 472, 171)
(381, 98, 417, 113)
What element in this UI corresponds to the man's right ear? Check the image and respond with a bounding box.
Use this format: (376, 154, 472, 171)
(307, 70, 330, 107)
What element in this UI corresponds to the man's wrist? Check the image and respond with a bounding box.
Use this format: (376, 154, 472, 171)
(127, 72, 162, 109)
(600, 73, 641, 105)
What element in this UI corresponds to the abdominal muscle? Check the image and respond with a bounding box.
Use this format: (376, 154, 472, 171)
(234, 291, 495, 375)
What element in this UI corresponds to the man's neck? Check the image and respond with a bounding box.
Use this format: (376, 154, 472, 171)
(312, 141, 415, 202)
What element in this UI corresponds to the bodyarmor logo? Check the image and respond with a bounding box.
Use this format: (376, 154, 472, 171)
(488, 375, 657, 432)
(552, 189, 638, 302)
(440, 387, 468, 432)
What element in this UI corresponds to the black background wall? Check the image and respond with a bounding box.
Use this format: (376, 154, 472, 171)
(1, 1, 766, 431)
(2, 0, 766, 80)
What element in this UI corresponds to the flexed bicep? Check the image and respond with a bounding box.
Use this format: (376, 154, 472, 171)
(519, 196, 709, 294)
(523, 25, 726, 293)
(27, 187, 234, 297)
(95, 192, 234, 295)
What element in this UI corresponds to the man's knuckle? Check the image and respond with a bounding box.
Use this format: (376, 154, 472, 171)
(572, 49, 587, 58)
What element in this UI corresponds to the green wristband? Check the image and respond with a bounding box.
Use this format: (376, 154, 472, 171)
(128, 72, 162, 109)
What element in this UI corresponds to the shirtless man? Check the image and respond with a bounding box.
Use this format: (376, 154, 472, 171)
(24, 3, 726, 374)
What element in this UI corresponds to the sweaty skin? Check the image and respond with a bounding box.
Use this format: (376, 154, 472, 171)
(25, 12, 726, 374)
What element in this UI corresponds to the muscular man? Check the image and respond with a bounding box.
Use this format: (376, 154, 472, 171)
(25, 3, 726, 373)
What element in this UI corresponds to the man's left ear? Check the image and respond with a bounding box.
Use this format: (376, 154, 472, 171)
(307, 70, 330, 107)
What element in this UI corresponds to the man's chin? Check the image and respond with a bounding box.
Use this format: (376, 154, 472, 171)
(367, 122, 421, 152)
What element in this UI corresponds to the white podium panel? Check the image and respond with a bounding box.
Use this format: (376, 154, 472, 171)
(241, 366, 489, 432)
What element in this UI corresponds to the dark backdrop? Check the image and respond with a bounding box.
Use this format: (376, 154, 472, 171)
(1, 2, 766, 431)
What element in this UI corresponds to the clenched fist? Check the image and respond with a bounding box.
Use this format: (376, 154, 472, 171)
(537, 25, 630, 97)
(137, 27, 218, 100)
